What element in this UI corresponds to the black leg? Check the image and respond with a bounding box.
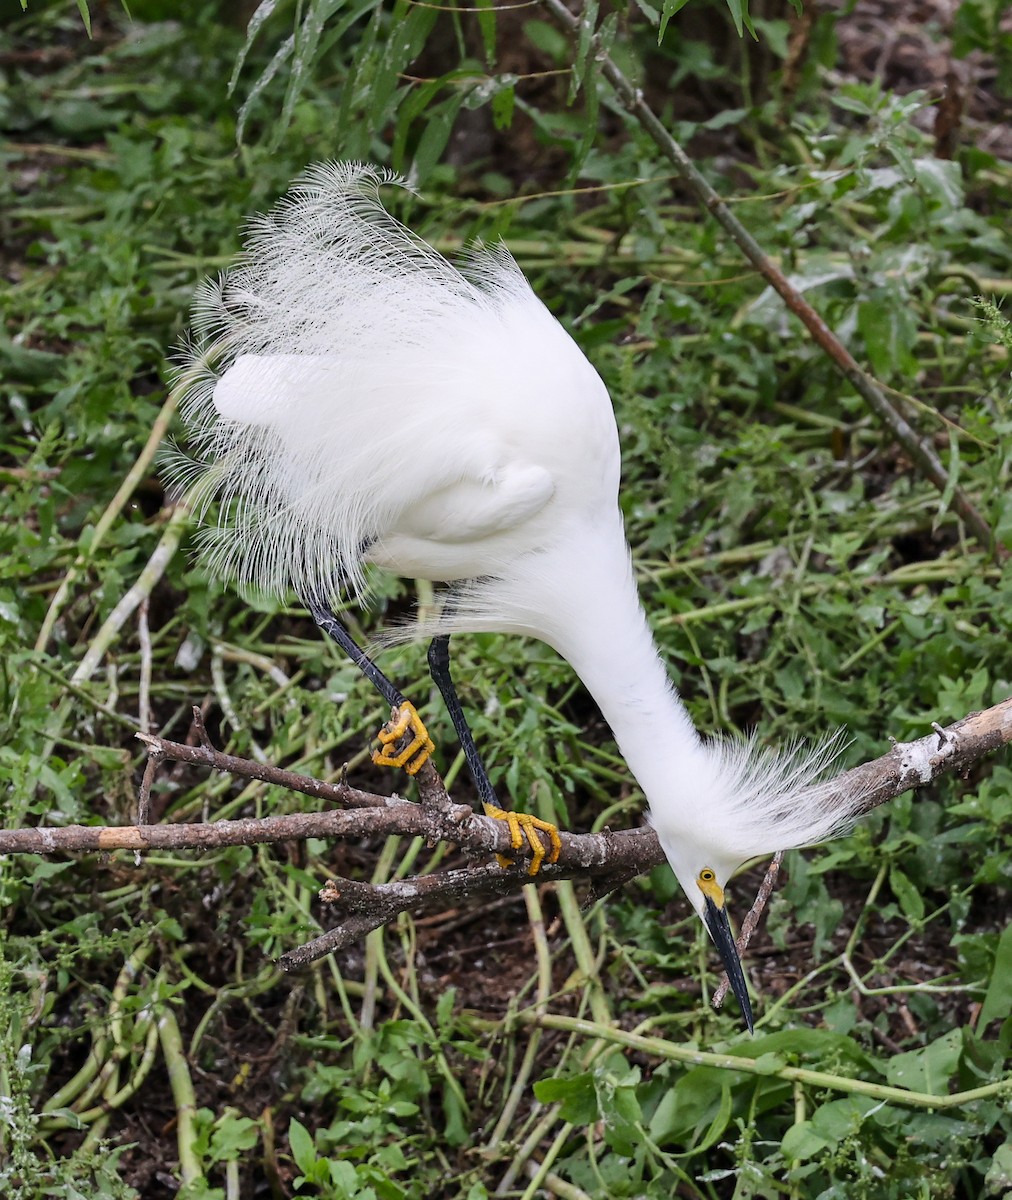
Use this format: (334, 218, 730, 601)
(307, 598, 434, 775)
(427, 633, 561, 874)
(427, 634, 498, 809)
(307, 599, 406, 710)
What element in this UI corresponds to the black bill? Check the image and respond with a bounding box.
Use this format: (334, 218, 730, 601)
(703, 894, 754, 1034)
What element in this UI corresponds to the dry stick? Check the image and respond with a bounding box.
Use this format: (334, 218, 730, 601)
(35, 385, 184, 655)
(540, 0, 1006, 561)
(1, 698, 1010, 975)
(712, 850, 783, 1009)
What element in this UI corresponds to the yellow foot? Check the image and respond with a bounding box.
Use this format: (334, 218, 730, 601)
(485, 803, 562, 876)
(372, 702, 435, 776)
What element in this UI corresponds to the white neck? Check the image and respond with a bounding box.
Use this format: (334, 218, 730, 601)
(516, 513, 713, 816)
(522, 514, 857, 876)
(437, 509, 854, 878)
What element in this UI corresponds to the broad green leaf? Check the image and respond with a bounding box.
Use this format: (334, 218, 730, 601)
(751, 1052, 787, 1075)
(856, 296, 918, 378)
(327, 1160, 360, 1190)
(889, 866, 925, 922)
(781, 1119, 831, 1160)
(210, 1115, 260, 1159)
(985, 1141, 1012, 1196)
(979, 924, 1012, 1029)
(288, 1119, 317, 1174)
(533, 1073, 598, 1124)
(658, 0, 692, 42)
(885, 1030, 962, 1094)
(912, 157, 964, 210)
(811, 1096, 877, 1141)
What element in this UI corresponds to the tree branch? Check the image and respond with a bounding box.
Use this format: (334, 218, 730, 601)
(2, 698, 1009, 979)
(540, 0, 1006, 561)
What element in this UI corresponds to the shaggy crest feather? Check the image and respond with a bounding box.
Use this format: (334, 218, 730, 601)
(685, 730, 858, 856)
(167, 161, 538, 603)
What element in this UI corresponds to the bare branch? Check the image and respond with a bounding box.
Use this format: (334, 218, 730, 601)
(709, 700, 1012, 1008)
(1, 698, 1008, 975)
(539, 0, 1006, 561)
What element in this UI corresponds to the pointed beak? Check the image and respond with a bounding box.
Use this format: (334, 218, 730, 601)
(703, 894, 754, 1034)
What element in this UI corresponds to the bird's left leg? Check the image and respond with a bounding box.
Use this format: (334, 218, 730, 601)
(427, 634, 561, 875)
(308, 600, 434, 775)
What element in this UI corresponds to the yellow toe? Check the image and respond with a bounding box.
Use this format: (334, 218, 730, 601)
(372, 702, 435, 776)
(484, 803, 561, 876)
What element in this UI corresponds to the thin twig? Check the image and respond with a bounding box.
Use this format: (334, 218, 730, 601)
(137, 596, 152, 737)
(712, 850, 783, 1009)
(540, 0, 1006, 561)
(137, 750, 161, 826)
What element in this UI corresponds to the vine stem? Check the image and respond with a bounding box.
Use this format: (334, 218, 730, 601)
(517, 1013, 1012, 1111)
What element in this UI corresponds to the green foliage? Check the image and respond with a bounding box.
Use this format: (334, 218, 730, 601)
(1, 1, 1010, 1197)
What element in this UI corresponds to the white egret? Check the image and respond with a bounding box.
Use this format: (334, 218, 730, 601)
(171, 162, 863, 1032)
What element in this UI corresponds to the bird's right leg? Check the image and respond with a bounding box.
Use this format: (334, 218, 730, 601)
(427, 634, 561, 875)
(307, 600, 434, 776)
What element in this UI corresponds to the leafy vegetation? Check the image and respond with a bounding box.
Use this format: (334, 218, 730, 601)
(1, 1, 1010, 1197)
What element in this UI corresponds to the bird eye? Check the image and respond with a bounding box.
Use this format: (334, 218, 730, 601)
(699, 868, 715, 883)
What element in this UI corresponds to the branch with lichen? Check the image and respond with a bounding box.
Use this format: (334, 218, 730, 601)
(3, 698, 1010, 987)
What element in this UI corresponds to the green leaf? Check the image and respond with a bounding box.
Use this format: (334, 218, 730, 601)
(884, 1029, 962, 1094)
(979, 924, 1012, 1028)
(952, 0, 1001, 57)
(75, 0, 93, 36)
(650, 1066, 734, 1152)
(751, 1052, 787, 1075)
(911, 157, 964, 210)
(856, 296, 918, 377)
(442, 1083, 468, 1148)
(210, 1115, 260, 1160)
(658, 0, 692, 42)
(491, 83, 515, 132)
(569, 0, 599, 103)
(985, 1140, 1012, 1196)
(288, 1119, 317, 1174)
(0, 337, 66, 383)
(412, 93, 468, 181)
(435, 985, 456, 1031)
(475, 0, 497, 66)
(889, 866, 925, 922)
(595, 1065, 642, 1156)
(725, 0, 745, 37)
(781, 1119, 831, 1160)
(522, 19, 569, 63)
(810, 1096, 877, 1141)
(327, 1160, 360, 1191)
(533, 1073, 598, 1124)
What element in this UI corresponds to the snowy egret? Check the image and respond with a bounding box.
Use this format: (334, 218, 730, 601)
(171, 163, 862, 1032)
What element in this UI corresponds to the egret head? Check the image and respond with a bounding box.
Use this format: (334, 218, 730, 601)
(663, 844, 754, 1035)
(647, 732, 859, 1036)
